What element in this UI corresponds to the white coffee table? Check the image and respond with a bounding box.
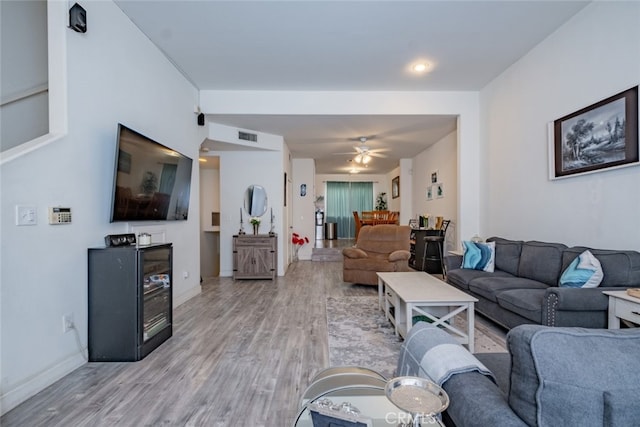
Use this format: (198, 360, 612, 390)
(377, 272, 478, 352)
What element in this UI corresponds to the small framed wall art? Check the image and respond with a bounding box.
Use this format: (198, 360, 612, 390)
(392, 176, 400, 198)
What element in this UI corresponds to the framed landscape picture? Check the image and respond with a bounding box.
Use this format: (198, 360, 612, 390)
(550, 86, 638, 179)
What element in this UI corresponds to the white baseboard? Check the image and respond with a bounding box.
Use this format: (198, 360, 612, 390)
(174, 284, 201, 308)
(0, 351, 86, 416)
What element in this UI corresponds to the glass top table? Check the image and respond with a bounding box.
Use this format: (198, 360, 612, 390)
(293, 367, 445, 427)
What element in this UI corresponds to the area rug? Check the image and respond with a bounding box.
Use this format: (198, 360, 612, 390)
(326, 296, 507, 379)
(326, 296, 402, 379)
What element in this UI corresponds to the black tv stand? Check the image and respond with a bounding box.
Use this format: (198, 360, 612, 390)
(88, 243, 173, 361)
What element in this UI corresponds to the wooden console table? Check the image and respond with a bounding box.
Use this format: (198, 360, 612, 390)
(233, 234, 277, 280)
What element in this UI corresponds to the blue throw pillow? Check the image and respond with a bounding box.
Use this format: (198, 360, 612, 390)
(559, 250, 603, 288)
(461, 241, 495, 272)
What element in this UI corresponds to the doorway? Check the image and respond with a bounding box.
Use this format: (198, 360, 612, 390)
(199, 156, 220, 278)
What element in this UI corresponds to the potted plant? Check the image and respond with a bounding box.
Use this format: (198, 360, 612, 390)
(375, 192, 388, 211)
(250, 217, 261, 234)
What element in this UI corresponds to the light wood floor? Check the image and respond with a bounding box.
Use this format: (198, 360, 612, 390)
(2, 257, 507, 427)
(1, 260, 377, 427)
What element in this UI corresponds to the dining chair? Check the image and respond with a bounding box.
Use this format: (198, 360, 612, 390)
(353, 211, 363, 239)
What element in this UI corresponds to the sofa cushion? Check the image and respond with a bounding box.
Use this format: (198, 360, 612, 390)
(461, 241, 496, 272)
(495, 289, 545, 323)
(343, 254, 400, 272)
(468, 277, 548, 303)
(355, 224, 411, 255)
(517, 241, 567, 286)
(342, 247, 368, 259)
(475, 352, 511, 395)
(562, 246, 640, 287)
(604, 389, 640, 426)
(388, 249, 410, 262)
(446, 268, 514, 291)
(507, 325, 640, 427)
(559, 250, 603, 288)
(487, 237, 523, 276)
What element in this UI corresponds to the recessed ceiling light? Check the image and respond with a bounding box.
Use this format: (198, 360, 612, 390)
(413, 63, 430, 73)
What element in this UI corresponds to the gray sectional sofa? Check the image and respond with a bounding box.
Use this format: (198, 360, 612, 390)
(441, 325, 640, 427)
(445, 237, 640, 329)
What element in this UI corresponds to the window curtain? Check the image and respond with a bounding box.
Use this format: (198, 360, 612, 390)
(326, 181, 373, 238)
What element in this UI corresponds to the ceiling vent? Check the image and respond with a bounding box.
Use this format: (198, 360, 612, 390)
(238, 131, 258, 142)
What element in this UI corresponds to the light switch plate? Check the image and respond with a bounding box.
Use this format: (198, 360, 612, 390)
(16, 205, 37, 226)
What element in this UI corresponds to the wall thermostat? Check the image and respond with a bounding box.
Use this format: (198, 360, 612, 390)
(49, 207, 72, 224)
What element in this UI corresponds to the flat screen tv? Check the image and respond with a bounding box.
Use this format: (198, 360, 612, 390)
(110, 123, 193, 222)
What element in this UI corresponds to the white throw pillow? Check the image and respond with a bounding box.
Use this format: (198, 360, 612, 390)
(559, 250, 604, 288)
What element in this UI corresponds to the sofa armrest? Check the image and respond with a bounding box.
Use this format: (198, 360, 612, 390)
(542, 287, 630, 327)
(445, 254, 462, 272)
(543, 287, 618, 311)
(388, 249, 410, 262)
(443, 372, 528, 427)
(342, 247, 368, 259)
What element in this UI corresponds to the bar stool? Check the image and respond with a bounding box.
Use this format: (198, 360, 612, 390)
(421, 220, 451, 278)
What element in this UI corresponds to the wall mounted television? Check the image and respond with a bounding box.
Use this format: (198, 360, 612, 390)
(110, 124, 193, 222)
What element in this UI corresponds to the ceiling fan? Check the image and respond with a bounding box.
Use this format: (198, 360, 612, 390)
(335, 137, 389, 164)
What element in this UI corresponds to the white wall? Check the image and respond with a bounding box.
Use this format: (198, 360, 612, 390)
(480, 1, 640, 250)
(0, 1, 202, 414)
(291, 159, 316, 260)
(412, 131, 458, 251)
(214, 149, 286, 276)
(398, 159, 413, 225)
(387, 166, 401, 213)
(204, 122, 288, 276)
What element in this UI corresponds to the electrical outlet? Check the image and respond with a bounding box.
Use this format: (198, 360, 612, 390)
(62, 313, 74, 333)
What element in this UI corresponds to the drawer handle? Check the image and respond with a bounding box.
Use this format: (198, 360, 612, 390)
(632, 311, 640, 316)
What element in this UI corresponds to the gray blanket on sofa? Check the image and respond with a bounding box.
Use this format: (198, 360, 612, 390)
(396, 322, 495, 386)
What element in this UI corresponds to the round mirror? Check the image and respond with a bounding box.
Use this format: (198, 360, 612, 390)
(244, 185, 268, 217)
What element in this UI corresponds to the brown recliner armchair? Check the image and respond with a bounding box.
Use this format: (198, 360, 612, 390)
(342, 224, 412, 285)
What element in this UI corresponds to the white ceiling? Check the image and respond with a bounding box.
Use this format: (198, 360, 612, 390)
(115, 0, 588, 174)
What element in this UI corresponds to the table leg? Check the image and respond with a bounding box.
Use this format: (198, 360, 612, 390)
(467, 302, 475, 353)
(412, 304, 474, 351)
(405, 303, 413, 338)
(378, 277, 384, 311)
(608, 298, 620, 329)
